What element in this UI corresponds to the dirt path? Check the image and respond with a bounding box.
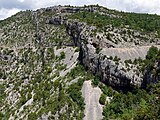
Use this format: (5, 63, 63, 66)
(82, 80, 103, 120)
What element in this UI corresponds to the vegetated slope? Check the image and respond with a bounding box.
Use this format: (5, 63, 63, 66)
(0, 5, 160, 120)
(102, 46, 160, 119)
(0, 8, 86, 120)
(0, 45, 88, 119)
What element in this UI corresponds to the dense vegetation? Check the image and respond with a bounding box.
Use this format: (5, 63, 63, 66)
(102, 83, 160, 120)
(0, 84, 6, 119)
(0, 46, 87, 120)
(102, 46, 160, 120)
(69, 6, 160, 37)
(67, 78, 85, 111)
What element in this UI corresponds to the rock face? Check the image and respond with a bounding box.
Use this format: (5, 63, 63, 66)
(1, 5, 160, 120)
(48, 14, 160, 88)
(79, 43, 143, 88)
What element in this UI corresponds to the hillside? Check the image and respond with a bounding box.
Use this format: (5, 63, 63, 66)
(0, 5, 160, 120)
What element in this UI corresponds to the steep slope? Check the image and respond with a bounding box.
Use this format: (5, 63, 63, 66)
(0, 45, 87, 119)
(102, 46, 160, 119)
(49, 12, 159, 88)
(0, 5, 160, 120)
(101, 45, 160, 61)
(0, 8, 85, 119)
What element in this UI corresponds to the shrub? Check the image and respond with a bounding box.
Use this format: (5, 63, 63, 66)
(28, 112, 37, 120)
(0, 112, 4, 119)
(75, 47, 80, 52)
(67, 78, 85, 110)
(107, 87, 114, 97)
(0, 84, 6, 103)
(46, 48, 55, 59)
(67, 64, 85, 79)
(146, 46, 158, 60)
(113, 56, 120, 62)
(60, 51, 65, 60)
(92, 74, 100, 86)
(99, 93, 106, 105)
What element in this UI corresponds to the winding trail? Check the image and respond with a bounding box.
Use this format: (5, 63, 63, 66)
(82, 80, 103, 120)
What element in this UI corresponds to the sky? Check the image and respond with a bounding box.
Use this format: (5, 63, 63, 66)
(0, 0, 160, 20)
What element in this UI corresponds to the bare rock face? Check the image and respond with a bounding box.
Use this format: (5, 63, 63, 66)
(101, 46, 160, 62)
(48, 15, 160, 88)
(80, 42, 143, 88)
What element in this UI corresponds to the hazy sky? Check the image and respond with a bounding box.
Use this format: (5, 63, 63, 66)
(0, 0, 160, 20)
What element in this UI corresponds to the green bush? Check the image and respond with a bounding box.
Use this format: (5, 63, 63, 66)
(96, 47, 102, 54)
(113, 56, 120, 62)
(60, 51, 65, 60)
(75, 47, 80, 52)
(146, 46, 158, 60)
(28, 112, 37, 120)
(102, 83, 160, 120)
(0, 112, 4, 119)
(47, 48, 55, 59)
(92, 74, 100, 86)
(67, 64, 85, 79)
(67, 78, 85, 110)
(0, 84, 6, 104)
(99, 93, 106, 105)
(107, 87, 114, 97)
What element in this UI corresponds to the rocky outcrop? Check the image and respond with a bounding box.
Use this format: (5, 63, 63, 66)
(79, 41, 143, 88)
(2, 5, 160, 119)
(48, 15, 159, 89)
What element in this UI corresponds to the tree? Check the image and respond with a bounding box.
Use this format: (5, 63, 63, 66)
(99, 93, 106, 105)
(60, 51, 65, 60)
(28, 112, 37, 120)
(146, 46, 158, 60)
(92, 74, 100, 86)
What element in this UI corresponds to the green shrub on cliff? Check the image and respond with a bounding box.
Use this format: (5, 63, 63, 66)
(99, 93, 106, 105)
(146, 46, 158, 60)
(0, 84, 6, 107)
(67, 78, 85, 110)
(92, 74, 101, 86)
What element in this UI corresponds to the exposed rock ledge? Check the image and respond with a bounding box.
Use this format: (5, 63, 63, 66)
(48, 15, 160, 88)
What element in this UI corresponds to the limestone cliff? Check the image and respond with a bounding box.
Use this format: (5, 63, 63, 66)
(47, 13, 160, 88)
(0, 5, 160, 120)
